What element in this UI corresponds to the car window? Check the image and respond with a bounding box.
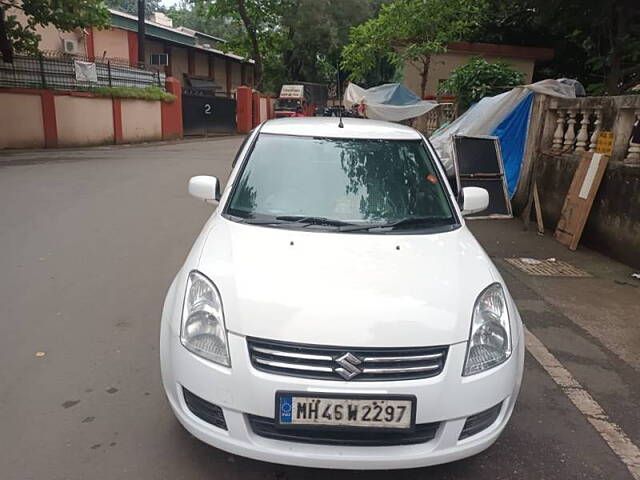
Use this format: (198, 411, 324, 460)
(225, 134, 457, 231)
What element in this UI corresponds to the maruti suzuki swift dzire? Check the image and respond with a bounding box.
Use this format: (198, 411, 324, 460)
(160, 117, 524, 469)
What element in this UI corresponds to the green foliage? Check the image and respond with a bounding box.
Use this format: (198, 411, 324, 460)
(1, 0, 110, 56)
(104, 0, 161, 16)
(196, 0, 289, 90)
(90, 85, 175, 102)
(473, 0, 640, 95)
(191, 0, 384, 93)
(164, 0, 242, 40)
(280, 0, 384, 84)
(438, 56, 524, 110)
(260, 35, 289, 94)
(341, 0, 485, 97)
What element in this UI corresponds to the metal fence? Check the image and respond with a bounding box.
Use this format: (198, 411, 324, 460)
(0, 51, 165, 91)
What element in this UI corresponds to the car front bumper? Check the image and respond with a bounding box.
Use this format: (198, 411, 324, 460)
(161, 326, 524, 470)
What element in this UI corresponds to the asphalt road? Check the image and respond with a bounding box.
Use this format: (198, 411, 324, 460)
(0, 138, 636, 480)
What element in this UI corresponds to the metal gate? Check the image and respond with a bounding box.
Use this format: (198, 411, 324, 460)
(182, 88, 236, 136)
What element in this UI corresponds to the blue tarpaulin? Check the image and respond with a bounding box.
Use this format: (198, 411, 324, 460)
(354, 83, 422, 105)
(491, 92, 534, 196)
(431, 80, 576, 198)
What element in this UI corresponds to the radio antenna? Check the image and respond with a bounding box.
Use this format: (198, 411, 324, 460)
(337, 62, 344, 128)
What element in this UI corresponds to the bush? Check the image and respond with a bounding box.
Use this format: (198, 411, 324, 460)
(438, 56, 525, 111)
(89, 86, 175, 103)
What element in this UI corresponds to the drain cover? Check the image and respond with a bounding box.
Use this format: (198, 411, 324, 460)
(504, 258, 591, 277)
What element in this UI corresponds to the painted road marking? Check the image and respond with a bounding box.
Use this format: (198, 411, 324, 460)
(526, 329, 640, 480)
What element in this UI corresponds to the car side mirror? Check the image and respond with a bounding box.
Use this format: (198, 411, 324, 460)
(189, 176, 221, 204)
(461, 187, 489, 216)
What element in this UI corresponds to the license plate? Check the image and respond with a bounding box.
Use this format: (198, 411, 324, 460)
(276, 392, 415, 430)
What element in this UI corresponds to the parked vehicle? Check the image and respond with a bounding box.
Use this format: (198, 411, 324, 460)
(274, 82, 328, 117)
(316, 105, 362, 118)
(160, 117, 525, 470)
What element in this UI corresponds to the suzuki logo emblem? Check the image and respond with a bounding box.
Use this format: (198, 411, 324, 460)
(334, 352, 363, 380)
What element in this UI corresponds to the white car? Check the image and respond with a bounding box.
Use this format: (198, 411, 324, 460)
(160, 117, 524, 470)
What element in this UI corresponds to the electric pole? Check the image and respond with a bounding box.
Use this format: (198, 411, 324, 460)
(137, 0, 145, 66)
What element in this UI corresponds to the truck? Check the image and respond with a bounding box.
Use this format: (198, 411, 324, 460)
(274, 82, 329, 117)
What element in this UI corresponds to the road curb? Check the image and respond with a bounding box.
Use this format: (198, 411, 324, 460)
(0, 135, 243, 163)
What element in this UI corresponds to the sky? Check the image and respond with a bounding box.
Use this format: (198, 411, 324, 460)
(161, 0, 180, 7)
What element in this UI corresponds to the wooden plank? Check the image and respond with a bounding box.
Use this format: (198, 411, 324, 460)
(554, 152, 609, 250)
(520, 95, 548, 229)
(532, 181, 544, 235)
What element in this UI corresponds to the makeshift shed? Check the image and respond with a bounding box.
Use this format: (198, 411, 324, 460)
(430, 79, 577, 197)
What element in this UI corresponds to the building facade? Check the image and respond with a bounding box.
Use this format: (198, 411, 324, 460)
(9, 8, 255, 96)
(404, 42, 554, 98)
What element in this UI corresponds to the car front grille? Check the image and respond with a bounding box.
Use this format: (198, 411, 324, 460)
(248, 415, 440, 446)
(247, 337, 448, 381)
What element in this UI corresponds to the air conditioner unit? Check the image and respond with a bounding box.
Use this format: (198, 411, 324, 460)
(150, 53, 169, 66)
(63, 38, 80, 55)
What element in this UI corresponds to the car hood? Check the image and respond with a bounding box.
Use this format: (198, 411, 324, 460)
(197, 218, 496, 347)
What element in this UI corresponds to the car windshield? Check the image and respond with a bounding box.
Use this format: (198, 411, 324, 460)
(225, 134, 457, 232)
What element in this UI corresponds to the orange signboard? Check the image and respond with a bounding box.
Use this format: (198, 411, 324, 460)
(596, 131, 613, 155)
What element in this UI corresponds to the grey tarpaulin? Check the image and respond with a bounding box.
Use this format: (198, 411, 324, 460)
(344, 83, 438, 122)
(430, 79, 576, 181)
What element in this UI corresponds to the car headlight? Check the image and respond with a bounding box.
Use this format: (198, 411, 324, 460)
(462, 283, 512, 376)
(180, 270, 230, 367)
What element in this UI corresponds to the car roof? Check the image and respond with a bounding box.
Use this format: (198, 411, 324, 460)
(260, 117, 423, 140)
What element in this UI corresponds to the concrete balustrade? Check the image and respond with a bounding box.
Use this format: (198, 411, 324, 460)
(544, 96, 640, 165)
(414, 102, 456, 136)
(529, 94, 640, 270)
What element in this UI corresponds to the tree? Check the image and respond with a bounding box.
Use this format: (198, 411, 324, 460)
(196, 0, 289, 90)
(341, 0, 485, 98)
(438, 56, 525, 110)
(0, 0, 110, 61)
(546, 0, 639, 94)
(473, 0, 640, 95)
(280, 0, 384, 84)
(164, 0, 242, 39)
(104, 0, 161, 17)
(189, 0, 388, 92)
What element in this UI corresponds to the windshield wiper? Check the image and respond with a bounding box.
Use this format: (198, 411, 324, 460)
(336, 216, 454, 233)
(275, 215, 356, 228)
(229, 214, 356, 228)
(226, 214, 288, 226)
(233, 214, 453, 232)
(381, 216, 453, 230)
